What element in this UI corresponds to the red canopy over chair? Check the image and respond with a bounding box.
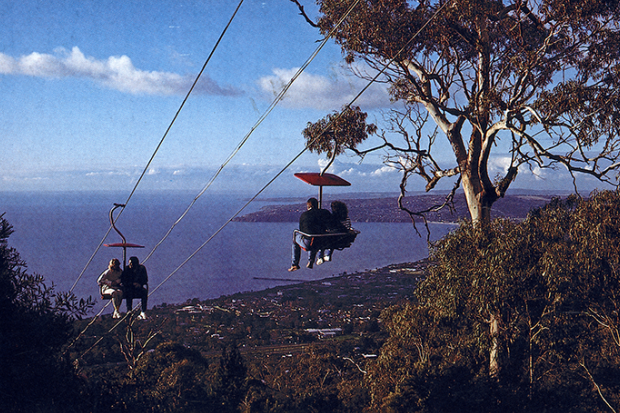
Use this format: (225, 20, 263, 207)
(294, 172, 351, 208)
(293, 172, 359, 252)
(294, 172, 351, 187)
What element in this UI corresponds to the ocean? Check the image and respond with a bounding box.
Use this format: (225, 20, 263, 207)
(0, 191, 455, 315)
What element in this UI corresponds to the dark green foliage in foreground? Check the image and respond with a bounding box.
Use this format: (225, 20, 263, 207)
(121, 341, 214, 413)
(8, 191, 620, 412)
(90, 341, 252, 413)
(0, 214, 94, 412)
(94, 340, 371, 413)
(369, 191, 620, 412)
(212, 345, 248, 412)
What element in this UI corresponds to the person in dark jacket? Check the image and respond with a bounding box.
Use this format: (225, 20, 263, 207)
(289, 198, 331, 271)
(122, 256, 148, 319)
(317, 200, 351, 264)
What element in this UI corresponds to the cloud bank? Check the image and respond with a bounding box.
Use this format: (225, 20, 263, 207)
(0, 47, 241, 96)
(257, 67, 391, 110)
(2, 158, 612, 194)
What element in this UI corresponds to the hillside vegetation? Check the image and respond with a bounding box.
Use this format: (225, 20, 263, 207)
(4, 191, 620, 412)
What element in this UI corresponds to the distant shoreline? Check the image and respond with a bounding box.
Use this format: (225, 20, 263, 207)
(234, 192, 560, 224)
(224, 258, 434, 305)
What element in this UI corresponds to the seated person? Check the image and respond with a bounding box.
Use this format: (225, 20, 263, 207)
(317, 200, 351, 264)
(289, 197, 331, 271)
(98, 258, 124, 318)
(121, 256, 149, 320)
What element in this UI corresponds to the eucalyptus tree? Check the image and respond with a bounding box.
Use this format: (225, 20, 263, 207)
(366, 191, 620, 411)
(296, 0, 620, 223)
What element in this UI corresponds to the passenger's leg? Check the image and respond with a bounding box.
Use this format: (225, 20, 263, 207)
(112, 290, 123, 316)
(137, 288, 148, 319)
(299, 237, 315, 268)
(289, 242, 301, 271)
(140, 289, 148, 313)
(307, 249, 317, 268)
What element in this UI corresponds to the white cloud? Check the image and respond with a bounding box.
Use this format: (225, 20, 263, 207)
(488, 156, 549, 181)
(85, 170, 131, 177)
(315, 158, 400, 180)
(339, 167, 368, 177)
(6, 159, 601, 194)
(317, 158, 330, 169)
(258, 66, 390, 110)
(486, 156, 512, 177)
(0, 53, 17, 73)
(2, 175, 48, 182)
(0, 47, 241, 96)
(371, 165, 399, 176)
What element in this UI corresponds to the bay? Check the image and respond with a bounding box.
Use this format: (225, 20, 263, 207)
(0, 191, 455, 315)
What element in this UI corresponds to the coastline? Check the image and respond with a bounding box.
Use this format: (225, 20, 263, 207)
(212, 258, 433, 305)
(234, 192, 557, 224)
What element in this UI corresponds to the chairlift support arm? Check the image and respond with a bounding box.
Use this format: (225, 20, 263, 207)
(104, 203, 144, 269)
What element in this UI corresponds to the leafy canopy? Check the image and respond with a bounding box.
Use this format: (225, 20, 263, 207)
(301, 0, 620, 222)
(369, 191, 620, 411)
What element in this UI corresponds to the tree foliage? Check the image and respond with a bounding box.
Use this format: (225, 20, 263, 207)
(212, 344, 249, 412)
(300, 0, 620, 223)
(246, 344, 368, 413)
(302, 105, 377, 157)
(126, 341, 214, 413)
(368, 190, 620, 411)
(0, 214, 94, 412)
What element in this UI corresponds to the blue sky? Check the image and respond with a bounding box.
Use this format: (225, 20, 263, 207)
(0, 0, 609, 196)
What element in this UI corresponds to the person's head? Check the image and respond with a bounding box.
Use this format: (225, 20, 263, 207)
(331, 201, 348, 220)
(109, 258, 121, 270)
(306, 198, 319, 210)
(128, 256, 140, 269)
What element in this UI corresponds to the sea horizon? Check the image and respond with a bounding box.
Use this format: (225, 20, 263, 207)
(1, 190, 453, 315)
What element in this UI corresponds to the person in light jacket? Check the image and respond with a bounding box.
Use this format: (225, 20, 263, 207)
(98, 258, 123, 318)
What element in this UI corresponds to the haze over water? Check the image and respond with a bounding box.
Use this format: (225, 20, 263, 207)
(1, 191, 454, 315)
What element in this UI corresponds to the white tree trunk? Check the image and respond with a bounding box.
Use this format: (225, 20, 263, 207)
(464, 174, 500, 377)
(461, 174, 492, 224)
(489, 313, 500, 379)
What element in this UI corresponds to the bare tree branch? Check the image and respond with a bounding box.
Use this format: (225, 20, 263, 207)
(301, 0, 620, 224)
(580, 360, 617, 413)
(289, 0, 319, 28)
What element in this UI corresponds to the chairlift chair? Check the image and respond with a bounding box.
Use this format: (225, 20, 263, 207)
(101, 203, 144, 299)
(293, 171, 360, 252)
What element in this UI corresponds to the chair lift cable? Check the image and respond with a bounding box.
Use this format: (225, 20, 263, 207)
(65, 1, 246, 353)
(76, 0, 452, 360)
(141, 0, 362, 265)
(147, 0, 455, 298)
(70, 0, 359, 353)
(68, 0, 245, 294)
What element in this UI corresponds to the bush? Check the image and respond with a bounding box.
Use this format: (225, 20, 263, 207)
(0, 214, 94, 412)
(367, 191, 620, 412)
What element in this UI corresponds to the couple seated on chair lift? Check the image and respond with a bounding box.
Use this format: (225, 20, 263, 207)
(288, 197, 351, 272)
(97, 256, 149, 320)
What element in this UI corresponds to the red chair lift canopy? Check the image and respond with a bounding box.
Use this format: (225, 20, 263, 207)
(294, 172, 351, 187)
(104, 242, 145, 248)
